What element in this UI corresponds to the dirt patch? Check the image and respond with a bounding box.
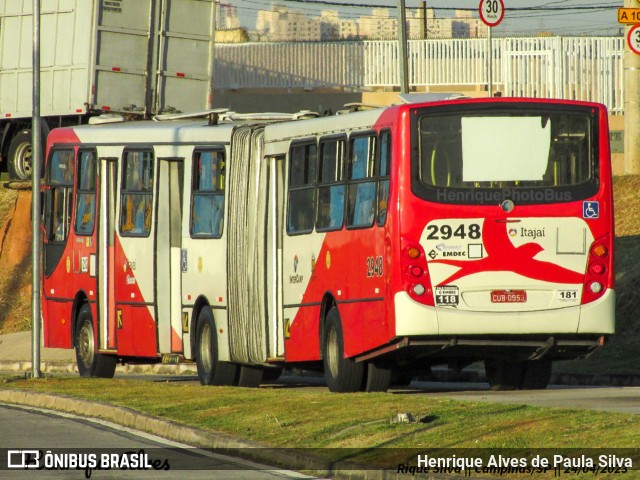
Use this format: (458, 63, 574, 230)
(0, 189, 32, 334)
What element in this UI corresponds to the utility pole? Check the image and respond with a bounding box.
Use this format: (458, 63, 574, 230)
(624, 0, 640, 174)
(422, 1, 428, 40)
(31, 0, 42, 379)
(206, 0, 218, 109)
(397, 0, 409, 93)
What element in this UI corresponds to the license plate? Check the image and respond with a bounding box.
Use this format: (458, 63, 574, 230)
(491, 290, 527, 303)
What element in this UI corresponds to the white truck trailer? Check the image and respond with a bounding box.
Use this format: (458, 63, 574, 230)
(0, 0, 216, 179)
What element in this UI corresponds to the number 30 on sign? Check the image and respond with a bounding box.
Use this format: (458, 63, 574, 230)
(479, 0, 505, 27)
(628, 24, 640, 55)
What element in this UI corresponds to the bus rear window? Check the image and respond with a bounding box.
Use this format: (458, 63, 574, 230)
(412, 104, 599, 205)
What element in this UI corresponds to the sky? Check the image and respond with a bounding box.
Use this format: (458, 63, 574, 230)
(227, 0, 624, 36)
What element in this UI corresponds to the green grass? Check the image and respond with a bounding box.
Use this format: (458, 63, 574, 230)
(2, 376, 639, 452)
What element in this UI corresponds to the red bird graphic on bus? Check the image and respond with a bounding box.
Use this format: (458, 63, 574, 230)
(430, 219, 584, 286)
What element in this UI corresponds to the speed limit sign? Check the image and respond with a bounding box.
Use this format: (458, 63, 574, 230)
(628, 24, 640, 55)
(479, 0, 505, 27)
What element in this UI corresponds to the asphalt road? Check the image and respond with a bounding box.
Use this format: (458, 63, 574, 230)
(0, 404, 319, 480)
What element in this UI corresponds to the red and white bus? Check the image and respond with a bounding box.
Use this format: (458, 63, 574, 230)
(41, 97, 614, 392)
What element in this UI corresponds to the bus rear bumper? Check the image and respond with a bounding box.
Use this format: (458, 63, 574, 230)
(394, 289, 615, 336)
(376, 290, 615, 364)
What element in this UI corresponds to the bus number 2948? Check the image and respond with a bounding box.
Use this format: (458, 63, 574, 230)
(366, 256, 383, 277)
(426, 223, 481, 240)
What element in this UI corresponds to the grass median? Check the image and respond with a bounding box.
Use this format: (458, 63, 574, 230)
(1, 376, 638, 452)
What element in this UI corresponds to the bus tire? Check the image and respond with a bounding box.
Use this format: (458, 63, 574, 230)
(484, 359, 523, 391)
(520, 360, 552, 390)
(390, 371, 413, 387)
(7, 129, 33, 181)
(195, 307, 238, 386)
(237, 365, 263, 388)
(74, 304, 117, 378)
(262, 366, 283, 382)
(365, 362, 392, 392)
(323, 307, 364, 392)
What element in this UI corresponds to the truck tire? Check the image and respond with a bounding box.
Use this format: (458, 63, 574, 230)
(7, 130, 33, 181)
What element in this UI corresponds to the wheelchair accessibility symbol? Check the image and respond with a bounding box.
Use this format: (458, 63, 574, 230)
(583, 201, 599, 219)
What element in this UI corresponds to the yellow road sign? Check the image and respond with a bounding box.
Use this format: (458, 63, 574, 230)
(618, 8, 640, 24)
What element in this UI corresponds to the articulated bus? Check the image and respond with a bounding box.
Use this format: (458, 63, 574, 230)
(42, 97, 614, 392)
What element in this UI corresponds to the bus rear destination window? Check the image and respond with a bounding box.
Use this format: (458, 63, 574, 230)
(461, 116, 550, 182)
(413, 105, 597, 205)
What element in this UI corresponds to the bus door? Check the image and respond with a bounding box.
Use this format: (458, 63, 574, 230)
(155, 158, 184, 354)
(113, 150, 157, 357)
(227, 126, 276, 363)
(98, 157, 117, 351)
(42, 148, 75, 348)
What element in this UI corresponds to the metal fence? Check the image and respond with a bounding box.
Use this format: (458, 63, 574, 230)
(214, 36, 625, 113)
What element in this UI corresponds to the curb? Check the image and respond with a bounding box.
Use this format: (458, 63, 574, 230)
(0, 389, 454, 480)
(0, 361, 197, 375)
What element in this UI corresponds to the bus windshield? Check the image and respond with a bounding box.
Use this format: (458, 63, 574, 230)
(412, 103, 599, 205)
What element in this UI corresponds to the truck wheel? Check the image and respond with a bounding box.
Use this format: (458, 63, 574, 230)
(195, 307, 238, 386)
(74, 304, 117, 378)
(7, 130, 33, 181)
(323, 307, 364, 392)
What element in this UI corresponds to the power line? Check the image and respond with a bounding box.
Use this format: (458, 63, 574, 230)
(238, 0, 619, 11)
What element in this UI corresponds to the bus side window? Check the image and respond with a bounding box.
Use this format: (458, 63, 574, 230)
(346, 134, 376, 229)
(287, 142, 317, 235)
(377, 131, 391, 226)
(74, 150, 97, 236)
(120, 150, 154, 236)
(191, 149, 225, 238)
(316, 136, 345, 231)
(45, 149, 74, 243)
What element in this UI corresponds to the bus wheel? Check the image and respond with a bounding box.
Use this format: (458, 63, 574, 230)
(74, 304, 116, 378)
(365, 362, 392, 392)
(237, 365, 263, 388)
(262, 366, 283, 382)
(484, 359, 523, 391)
(7, 130, 33, 181)
(323, 307, 364, 392)
(520, 360, 552, 390)
(195, 307, 238, 386)
(390, 371, 413, 387)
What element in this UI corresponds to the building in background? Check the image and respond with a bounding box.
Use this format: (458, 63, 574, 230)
(256, 4, 321, 41)
(218, 3, 241, 30)
(248, 4, 486, 42)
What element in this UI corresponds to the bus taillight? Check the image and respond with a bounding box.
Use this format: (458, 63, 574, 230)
(582, 237, 612, 304)
(402, 242, 434, 305)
